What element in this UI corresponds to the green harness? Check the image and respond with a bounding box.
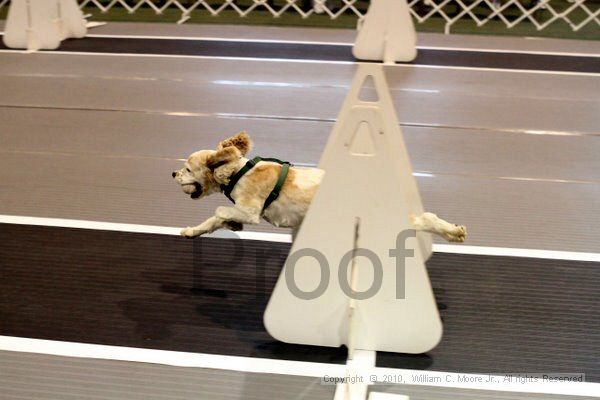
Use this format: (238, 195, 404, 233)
(221, 156, 291, 212)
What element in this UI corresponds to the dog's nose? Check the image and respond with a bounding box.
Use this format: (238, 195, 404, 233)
(172, 172, 176, 178)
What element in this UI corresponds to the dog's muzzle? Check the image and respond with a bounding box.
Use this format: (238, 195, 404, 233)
(190, 182, 202, 199)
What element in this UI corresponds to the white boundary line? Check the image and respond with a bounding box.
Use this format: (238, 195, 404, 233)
(0, 49, 354, 65)
(0, 31, 353, 46)
(393, 62, 600, 77)
(417, 45, 600, 58)
(86, 33, 353, 47)
(1, 214, 599, 262)
(0, 214, 292, 243)
(0, 49, 598, 77)
(0, 336, 598, 397)
(2, 31, 599, 57)
(434, 243, 600, 263)
(0, 335, 344, 377)
(81, 34, 600, 58)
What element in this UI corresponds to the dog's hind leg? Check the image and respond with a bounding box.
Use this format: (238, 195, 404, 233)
(411, 212, 467, 243)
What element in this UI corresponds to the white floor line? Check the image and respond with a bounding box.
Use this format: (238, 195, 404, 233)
(0, 214, 292, 243)
(392, 62, 600, 77)
(2, 214, 599, 262)
(0, 49, 598, 77)
(2, 31, 599, 58)
(0, 335, 344, 378)
(0, 49, 354, 65)
(80, 34, 600, 58)
(417, 45, 600, 58)
(0, 336, 597, 397)
(434, 243, 600, 263)
(86, 33, 352, 47)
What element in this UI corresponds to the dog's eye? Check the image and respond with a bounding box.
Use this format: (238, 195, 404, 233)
(185, 168, 191, 173)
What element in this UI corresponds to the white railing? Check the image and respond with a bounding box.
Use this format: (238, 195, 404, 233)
(1, 1, 598, 35)
(410, 0, 600, 34)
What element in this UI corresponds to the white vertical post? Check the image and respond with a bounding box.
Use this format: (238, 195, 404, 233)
(334, 350, 375, 400)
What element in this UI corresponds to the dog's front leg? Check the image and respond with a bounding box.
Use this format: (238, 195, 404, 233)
(411, 212, 467, 243)
(181, 204, 259, 238)
(215, 205, 261, 225)
(181, 216, 228, 238)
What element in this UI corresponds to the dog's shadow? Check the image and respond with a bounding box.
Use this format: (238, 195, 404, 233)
(118, 263, 445, 365)
(117, 259, 281, 348)
(193, 291, 269, 333)
(118, 281, 350, 363)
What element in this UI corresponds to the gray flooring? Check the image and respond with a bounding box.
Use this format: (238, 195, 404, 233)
(3, 18, 599, 55)
(1, 22, 600, 400)
(1, 51, 599, 251)
(75, 21, 600, 55)
(377, 384, 600, 400)
(1, 351, 597, 400)
(0, 351, 334, 400)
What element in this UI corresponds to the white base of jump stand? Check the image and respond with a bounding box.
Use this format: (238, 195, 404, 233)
(86, 21, 107, 29)
(353, 0, 417, 63)
(369, 393, 410, 400)
(333, 350, 376, 400)
(334, 350, 410, 400)
(3, 0, 87, 51)
(264, 64, 441, 400)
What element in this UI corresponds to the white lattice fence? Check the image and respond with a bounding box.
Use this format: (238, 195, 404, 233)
(408, 0, 600, 33)
(1, 0, 598, 34)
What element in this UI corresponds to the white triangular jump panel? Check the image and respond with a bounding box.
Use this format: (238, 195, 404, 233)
(353, 0, 417, 63)
(3, 0, 62, 51)
(58, 0, 87, 39)
(264, 64, 441, 354)
(318, 65, 432, 262)
(3, 0, 86, 51)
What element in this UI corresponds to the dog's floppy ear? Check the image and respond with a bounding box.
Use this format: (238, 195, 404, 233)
(206, 146, 243, 185)
(207, 146, 241, 171)
(217, 131, 253, 156)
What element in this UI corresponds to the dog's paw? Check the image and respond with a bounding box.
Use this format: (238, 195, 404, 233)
(181, 227, 201, 238)
(444, 225, 467, 243)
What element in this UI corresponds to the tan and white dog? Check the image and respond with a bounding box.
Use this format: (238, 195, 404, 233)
(172, 131, 466, 242)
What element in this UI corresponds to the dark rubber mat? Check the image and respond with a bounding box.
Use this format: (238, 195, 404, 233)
(1, 37, 598, 73)
(1, 223, 598, 381)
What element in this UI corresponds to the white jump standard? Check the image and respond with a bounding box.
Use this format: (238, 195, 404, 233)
(170, 3, 465, 400)
(172, 66, 466, 400)
(3, 0, 87, 51)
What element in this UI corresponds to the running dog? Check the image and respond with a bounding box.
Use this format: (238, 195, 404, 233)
(172, 131, 466, 242)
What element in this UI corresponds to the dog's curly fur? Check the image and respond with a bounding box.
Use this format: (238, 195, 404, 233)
(173, 131, 467, 242)
(216, 131, 253, 154)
